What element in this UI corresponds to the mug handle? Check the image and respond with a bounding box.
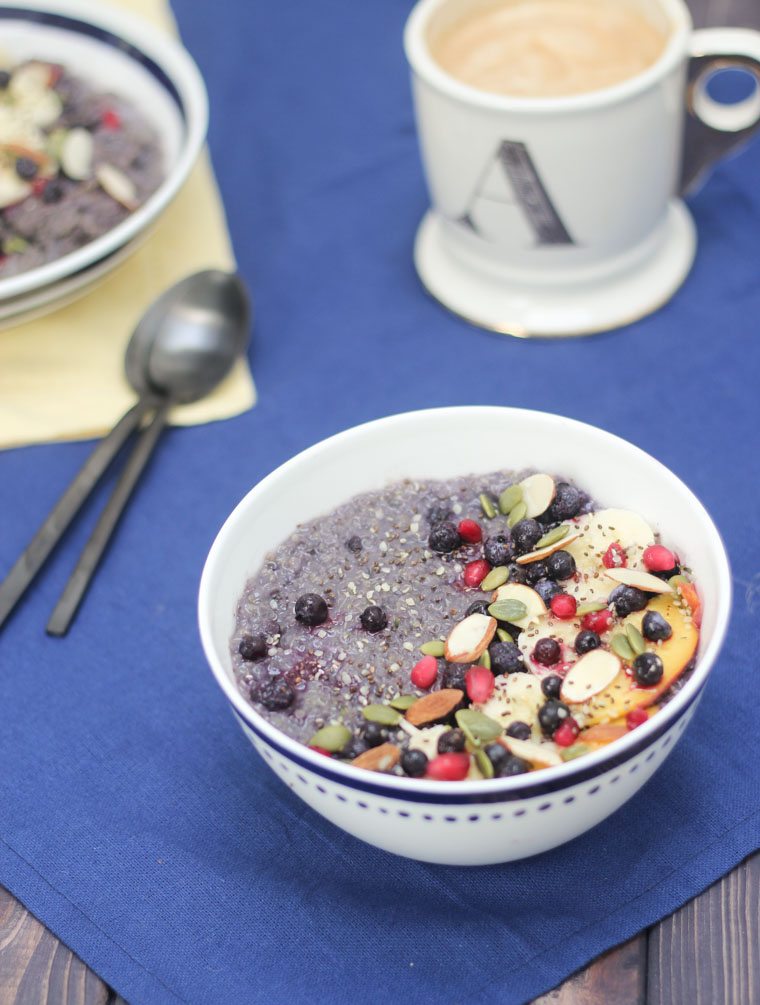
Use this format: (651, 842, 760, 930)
(681, 28, 760, 193)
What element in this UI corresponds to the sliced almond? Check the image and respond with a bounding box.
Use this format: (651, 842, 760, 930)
(516, 530, 582, 565)
(519, 473, 556, 518)
(491, 582, 546, 629)
(0, 165, 31, 208)
(61, 127, 93, 181)
(502, 736, 562, 768)
(9, 62, 51, 102)
(96, 163, 138, 210)
(603, 567, 674, 594)
(25, 89, 63, 128)
(561, 649, 622, 704)
(406, 689, 463, 727)
(444, 613, 496, 663)
(351, 742, 400, 773)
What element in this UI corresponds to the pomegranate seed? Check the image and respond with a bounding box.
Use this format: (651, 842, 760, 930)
(101, 108, 122, 130)
(309, 746, 332, 756)
(411, 655, 438, 689)
(48, 64, 63, 86)
(425, 752, 471, 781)
(458, 518, 483, 544)
(602, 541, 627, 569)
(465, 665, 495, 703)
(553, 718, 580, 747)
(463, 559, 490, 588)
(626, 708, 649, 730)
(31, 178, 47, 197)
(550, 593, 577, 620)
(643, 544, 676, 572)
(582, 609, 614, 634)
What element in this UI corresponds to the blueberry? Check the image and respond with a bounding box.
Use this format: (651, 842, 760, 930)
(546, 550, 576, 581)
(438, 728, 466, 754)
(538, 698, 571, 736)
(534, 638, 561, 666)
(342, 737, 367, 760)
(484, 742, 510, 772)
(642, 611, 673, 641)
(634, 652, 664, 686)
(442, 663, 467, 690)
(541, 674, 562, 698)
(506, 721, 532, 740)
(238, 633, 267, 661)
(524, 560, 549, 585)
(609, 585, 648, 617)
(511, 519, 542, 555)
(543, 482, 582, 522)
(363, 722, 388, 747)
(256, 676, 294, 711)
(401, 748, 428, 777)
(360, 605, 388, 633)
(427, 504, 453, 525)
(42, 179, 64, 204)
(652, 563, 681, 582)
(428, 521, 461, 553)
(489, 641, 525, 675)
(497, 754, 530, 777)
(15, 156, 38, 180)
(466, 600, 491, 617)
(346, 535, 362, 553)
(295, 593, 328, 626)
(502, 622, 523, 639)
(575, 629, 601, 655)
(534, 579, 561, 605)
(484, 534, 513, 567)
(507, 563, 529, 585)
(0, 70, 10, 89)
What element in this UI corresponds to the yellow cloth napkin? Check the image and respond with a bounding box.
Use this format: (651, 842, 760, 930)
(0, 0, 255, 450)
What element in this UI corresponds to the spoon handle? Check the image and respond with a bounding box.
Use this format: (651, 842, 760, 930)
(0, 395, 157, 631)
(46, 399, 171, 637)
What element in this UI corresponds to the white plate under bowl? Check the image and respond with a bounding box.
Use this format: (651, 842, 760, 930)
(199, 407, 731, 865)
(0, 0, 207, 302)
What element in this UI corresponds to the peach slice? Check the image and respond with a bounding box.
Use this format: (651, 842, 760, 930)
(561, 650, 621, 704)
(580, 595, 698, 726)
(444, 613, 496, 663)
(519, 473, 555, 518)
(604, 567, 674, 594)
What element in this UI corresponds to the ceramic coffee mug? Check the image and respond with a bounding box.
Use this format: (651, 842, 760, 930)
(404, 0, 760, 336)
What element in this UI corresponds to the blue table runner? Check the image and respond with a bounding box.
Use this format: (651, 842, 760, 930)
(1, 2, 759, 1002)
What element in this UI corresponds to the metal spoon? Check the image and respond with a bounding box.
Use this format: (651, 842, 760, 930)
(0, 269, 250, 635)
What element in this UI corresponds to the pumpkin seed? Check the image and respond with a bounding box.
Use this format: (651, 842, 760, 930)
(488, 599, 527, 623)
(475, 747, 495, 779)
(419, 639, 445, 657)
(478, 649, 491, 670)
(480, 565, 509, 591)
(479, 493, 497, 519)
(362, 704, 402, 726)
(498, 485, 522, 515)
(389, 694, 417, 711)
(456, 708, 503, 742)
(625, 623, 647, 656)
(496, 627, 515, 643)
(308, 724, 351, 752)
(610, 633, 635, 662)
(536, 525, 569, 549)
(560, 743, 590, 762)
(669, 574, 688, 588)
(3, 235, 28, 255)
(507, 501, 527, 528)
(576, 601, 607, 616)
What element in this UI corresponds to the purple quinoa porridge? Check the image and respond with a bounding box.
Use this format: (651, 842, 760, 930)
(232, 470, 701, 781)
(0, 60, 164, 277)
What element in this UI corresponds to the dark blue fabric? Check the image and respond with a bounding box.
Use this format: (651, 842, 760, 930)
(1, 2, 758, 1002)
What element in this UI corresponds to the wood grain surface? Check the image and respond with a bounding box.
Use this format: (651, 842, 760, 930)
(2, 0, 759, 1002)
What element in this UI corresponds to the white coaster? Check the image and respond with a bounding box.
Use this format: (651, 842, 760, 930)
(414, 201, 697, 338)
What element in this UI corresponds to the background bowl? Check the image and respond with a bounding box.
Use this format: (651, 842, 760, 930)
(0, 0, 207, 303)
(198, 407, 731, 865)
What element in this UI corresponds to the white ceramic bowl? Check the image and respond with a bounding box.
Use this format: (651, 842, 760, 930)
(0, 0, 207, 301)
(199, 407, 731, 865)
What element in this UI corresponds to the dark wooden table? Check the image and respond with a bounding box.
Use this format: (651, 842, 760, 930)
(2, 0, 759, 1000)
